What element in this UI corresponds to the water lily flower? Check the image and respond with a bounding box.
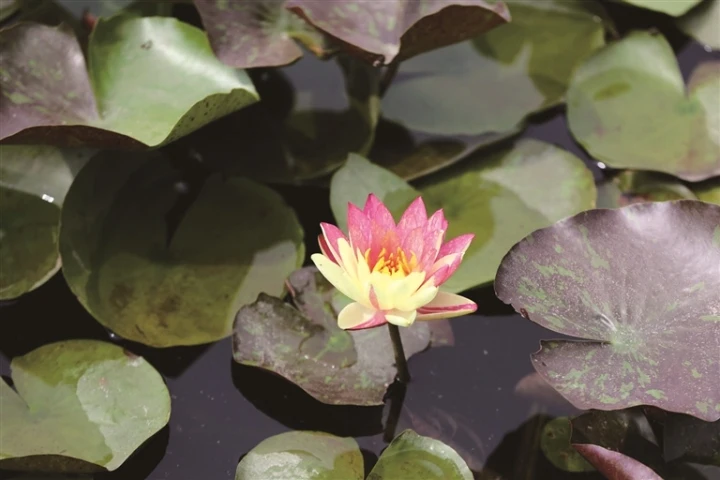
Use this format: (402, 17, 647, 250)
(312, 194, 477, 330)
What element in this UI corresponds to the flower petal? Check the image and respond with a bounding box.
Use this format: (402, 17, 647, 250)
(417, 291, 477, 320)
(397, 196, 427, 236)
(369, 271, 426, 310)
(338, 302, 387, 330)
(311, 253, 359, 302)
(347, 203, 371, 253)
(395, 284, 438, 311)
(385, 309, 417, 327)
(318, 234, 337, 264)
(320, 222, 347, 260)
(439, 233, 474, 257)
(363, 193, 396, 230)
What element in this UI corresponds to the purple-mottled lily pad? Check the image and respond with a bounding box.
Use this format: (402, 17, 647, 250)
(0, 16, 258, 148)
(286, 0, 510, 66)
(572, 445, 662, 480)
(194, 0, 330, 68)
(663, 414, 720, 465)
(495, 200, 720, 420)
(232, 267, 431, 406)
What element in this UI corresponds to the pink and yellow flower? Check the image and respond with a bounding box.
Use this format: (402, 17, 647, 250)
(311, 194, 477, 330)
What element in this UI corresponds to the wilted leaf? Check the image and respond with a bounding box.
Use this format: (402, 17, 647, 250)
(678, 0, 720, 50)
(664, 414, 720, 465)
(572, 445, 662, 480)
(194, 0, 329, 68)
(617, 0, 701, 16)
(286, 0, 510, 66)
(367, 429, 473, 479)
(382, 0, 610, 136)
(235, 431, 363, 480)
(0, 340, 170, 473)
(0, 16, 258, 147)
(495, 200, 720, 420)
(59, 150, 304, 347)
(567, 32, 720, 181)
(540, 418, 594, 472)
(0, 145, 93, 299)
(232, 267, 431, 406)
(331, 141, 596, 292)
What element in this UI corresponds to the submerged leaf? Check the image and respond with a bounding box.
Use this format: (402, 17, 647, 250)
(616, 0, 701, 16)
(495, 200, 720, 420)
(567, 32, 720, 181)
(0, 17, 258, 147)
(677, 0, 720, 50)
(572, 445, 662, 480)
(540, 418, 594, 472)
(286, 0, 510, 65)
(663, 414, 720, 465)
(59, 151, 304, 347)
(0, 340, 170, 473)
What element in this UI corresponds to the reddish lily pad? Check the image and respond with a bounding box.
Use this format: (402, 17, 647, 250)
(286, 0, 510, 66)
(0, 16, 258, 148)
(194, 0, 330, 68)
(495, 200, 720, 420)
(572, 445, 662, 480)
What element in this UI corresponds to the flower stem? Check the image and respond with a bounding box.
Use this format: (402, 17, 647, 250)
(388, 323, 411, 383)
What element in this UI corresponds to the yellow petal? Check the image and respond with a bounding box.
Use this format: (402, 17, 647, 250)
(385, 309, 417, 327)
(311, 253, 359, 302)
(395, 284, 438, 311)
(369, 271, 426, 310)
(416, 291, 477, 321)
(338, 302, 385, 329)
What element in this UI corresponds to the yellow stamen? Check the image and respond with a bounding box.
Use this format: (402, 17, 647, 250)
(365, 247, 417, 277)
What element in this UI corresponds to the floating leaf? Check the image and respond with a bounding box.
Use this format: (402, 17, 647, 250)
(194, 0, 330, 68)
(567, 32, 720, 181)
(693, 178, 720, 204)
(331, 141, 596, 292)
(235, 431, 363, 480)
(596, 171, 698, 208)
(59, 150, 304, 347)
(0, 16, 258, 148)
(174, 53, 378, 184)
(495, 200, 720, 420)
(540, 418, 594, 472)
(285, 0, 510, 66)
(0, 340, 170, 473)
(232, 267, 432, 406)
(0, 145, 93, 299)
(572, 445, 662, 480)
(0, 0, 19, 21)
(616, 0, 701, 16)
(678, 0, 720, 50)
(663, 414, 720, 465)
(367, 429, 473, 479)
(382, 0, 610, 137)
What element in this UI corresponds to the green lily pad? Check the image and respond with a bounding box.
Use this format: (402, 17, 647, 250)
(368, 429, 473, 479)
(678, 0, 720, 50)
(174, 53, 378, 184)
(330, 140, 596, 293)
(285, 0, 510, 66)
(616, 0, 701, 16)
(567, 32, 720, 181)
(693, 178, 720, 204)
(194, 0, 330, 68)
(541, 417, 595, 472)
(495, 200, 720, 421)
(0, 340, 170, 473)
(664, 414, 720, 465)
(0, 145, 93, 300)
(232, 269, 432, 405)
(382, 0, 610, 137)
(0, 16, 258, 148)
(59, 150, 304, 347)
(235, 431, 363, 480)
(596, 171, 698, 209)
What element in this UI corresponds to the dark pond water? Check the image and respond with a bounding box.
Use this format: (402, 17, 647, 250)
(2, 2, 720, 479)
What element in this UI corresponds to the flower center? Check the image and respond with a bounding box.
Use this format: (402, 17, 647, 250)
(366, 247, 417, 277)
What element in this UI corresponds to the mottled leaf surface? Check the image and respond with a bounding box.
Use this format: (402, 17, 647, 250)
(495, 200, 720, 420)
(286, 0, 510, 65)
(567, 32, 720, 181)
(0, 340, 170, 472)
(617, 0, 701, 16)
(367, 429, 473, 479)
(59, 151, 304, 347)
(0, 17, 258, 147)
(235, 431, 363, 480)
(232, 267, 431, 406)
(572, 445, 662, 480)
(194, 0, 329, 68)
(0, 145, 93, 299)
(663, 414, 720, 465)
(382, 0, 609, 136)
(678, 0, 720, 50)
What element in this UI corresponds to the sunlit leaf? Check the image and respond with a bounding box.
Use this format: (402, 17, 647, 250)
(663, 414, 720, 465)
(572, 445, 662, 480)
(0, 340, 170, 473)
(616, 0, 701, 16)
(59, 150, 304, 347)
(567, 32, 720, 181)
(495, 200, 720, 420)
(677, 0, 720, 50)
(0, 16, 258, 147)
(286, 0, 510, 66)
(235, 431, 363, 480)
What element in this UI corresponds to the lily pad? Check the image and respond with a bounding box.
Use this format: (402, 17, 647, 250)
(330, 140, 596, 292)
(495, 200, 720, 420)
(616, 0, 701, 16)
(678, 0, 720, 50)
(0, 0, 19, 21)
(0, 340, 170, 473)
(173, 53, 378, 184)
(59, 150, 304, 347)
(0, 145, 93, 299)
(232, 267, 432, 406)
(567, 32, 720, 181)
(367, 429, 473, 479)
(596, 171, 698, 208)
(540, 417, 594, 472)
(235, 431, 363, 480)
(285, 0, 510, 66)
(0, 16, 258, 148)
(693, 178, 720, 204)
(381, 0, 610, 137)
(663, 414, 720, 465)
(194, 0, 330, 68)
